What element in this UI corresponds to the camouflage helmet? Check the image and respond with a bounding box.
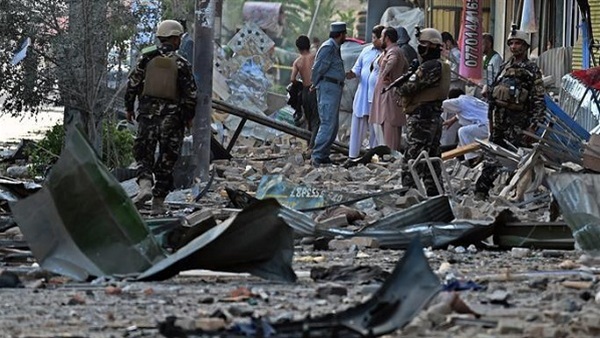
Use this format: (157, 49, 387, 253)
(507, 29, 530, 47)
(156, 20, 184, 38)
(418, 28, 443, 45)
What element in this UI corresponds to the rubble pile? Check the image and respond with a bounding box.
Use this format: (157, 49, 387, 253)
(2, 122, 600, 337)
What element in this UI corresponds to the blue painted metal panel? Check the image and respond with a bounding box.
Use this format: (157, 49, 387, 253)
(545, 94, 590, 142)
(540, 94, 590, 164)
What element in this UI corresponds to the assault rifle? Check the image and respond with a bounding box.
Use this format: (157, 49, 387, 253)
(382, 59, 420, 93)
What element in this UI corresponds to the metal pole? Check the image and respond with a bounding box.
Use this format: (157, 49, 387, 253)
(192, 0, 218, 182)
(307, 0, 322, 38)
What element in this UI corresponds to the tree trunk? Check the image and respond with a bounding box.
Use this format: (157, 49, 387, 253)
(61, 0, 110, 152)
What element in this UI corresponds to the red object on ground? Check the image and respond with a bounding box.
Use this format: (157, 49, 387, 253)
(572, 67, 600, 90)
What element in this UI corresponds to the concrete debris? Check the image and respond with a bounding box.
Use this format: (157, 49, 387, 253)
(511, 247, 531, 258)
(6, 166, 29, 179)
(583, 134, 600, 172)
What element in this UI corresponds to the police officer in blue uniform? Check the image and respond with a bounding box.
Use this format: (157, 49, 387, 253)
(310, 22, 347, 166)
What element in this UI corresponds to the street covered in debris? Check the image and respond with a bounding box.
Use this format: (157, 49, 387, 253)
(3, 0, 600, 337)
(2, 130, 600, 337)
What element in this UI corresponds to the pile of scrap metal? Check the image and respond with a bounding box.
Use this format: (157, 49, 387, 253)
(230, 173, 577, 252)
(4, 125, 600, 336)
(447, 85, 600, 252)
(10, 128, 297, 283)
(546, 173, 600, 253)
(7, 128, 496, 283)
(470, 94, 590, 204)
(5, 128, 448, 336)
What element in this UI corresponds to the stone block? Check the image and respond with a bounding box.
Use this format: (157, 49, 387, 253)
(350, 237, 379, 249)
(318, 214, 349, 228)
(497, 319, 526, 335)
(395, 195, 420, 208)
(328, 239, 354, 251)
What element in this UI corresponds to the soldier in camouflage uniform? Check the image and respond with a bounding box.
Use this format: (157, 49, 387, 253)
(125, 20, 197, 214)
(398, 28, 450, 197)
(474, 28, 546, 200)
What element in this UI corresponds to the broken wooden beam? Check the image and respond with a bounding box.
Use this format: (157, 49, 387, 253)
(442, 142, 481, 161)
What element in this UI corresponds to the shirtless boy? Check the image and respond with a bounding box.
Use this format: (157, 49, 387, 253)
(291, 35, 320, 150)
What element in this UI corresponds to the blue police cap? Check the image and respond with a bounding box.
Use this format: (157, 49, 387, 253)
(330, 22, 347, 33)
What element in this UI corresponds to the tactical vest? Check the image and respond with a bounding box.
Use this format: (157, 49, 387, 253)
(142, 53, 179, 101)
(491, 63, 533, 111)
(403, 61, 451, 114)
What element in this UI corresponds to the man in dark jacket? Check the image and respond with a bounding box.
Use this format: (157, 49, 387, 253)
(397, 26, 418, 65)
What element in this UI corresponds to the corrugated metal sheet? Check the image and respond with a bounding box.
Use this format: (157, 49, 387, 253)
(572, 0, 600, 70)
(429, 0, 492, 37)
(559, 74, 600, 132)
(279, 195, 494, 249)
(537, 46, 573, 89)
(431, 8, 459, 35)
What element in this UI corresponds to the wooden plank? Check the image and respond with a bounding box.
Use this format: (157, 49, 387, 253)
(442, 142, 480, 161)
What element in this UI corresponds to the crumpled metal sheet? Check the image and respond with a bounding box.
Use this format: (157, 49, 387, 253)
(319, 220, 493, 250)
(0, 177, 41, 203)
(546, 173, 600, 254)
(11, 128, 166, 281)
(279, 196, 494, 249)
(158, 237, 440, 337)
(280, 237, 439, 337)
(256, 174, 353, 210)
(492, 209, 574, 250)
(137, 198, 297, 282)
(369, 195, 454, 229)
(11, 129, 297, 282)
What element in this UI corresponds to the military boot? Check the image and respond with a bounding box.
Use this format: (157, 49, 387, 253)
(132, 178, 153, 208)
(151, 197, 166, 215)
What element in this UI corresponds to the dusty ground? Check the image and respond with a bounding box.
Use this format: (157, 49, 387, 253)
(1, 136, 600, 337)
(1, 243, 599, 337)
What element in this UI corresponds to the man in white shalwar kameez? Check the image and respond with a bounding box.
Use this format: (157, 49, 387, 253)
(442, 89, 489, 161)
(345, 25, 385, 158)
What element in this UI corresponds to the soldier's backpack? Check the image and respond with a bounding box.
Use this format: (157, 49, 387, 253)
(142, 52, 179, 101)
